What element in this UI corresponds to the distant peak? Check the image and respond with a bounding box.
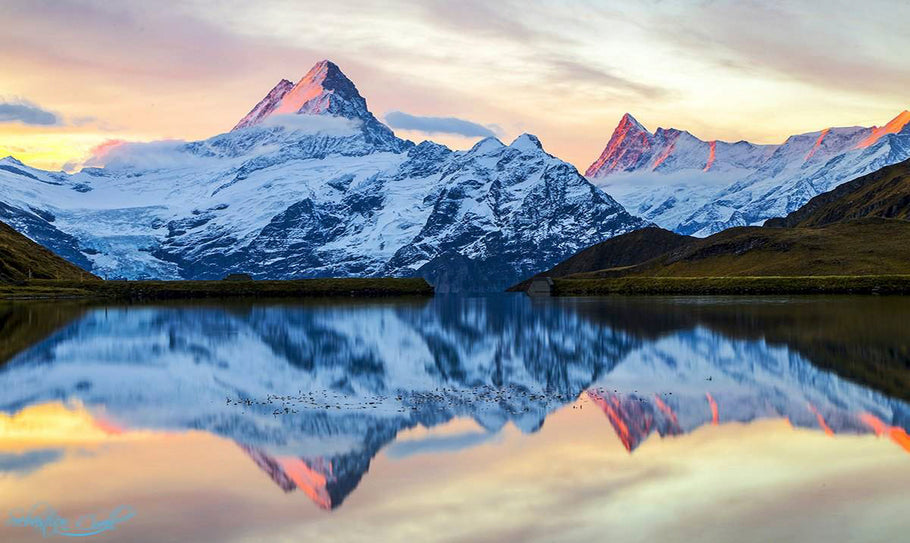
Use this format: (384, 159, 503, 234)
(1, 155, 25, 166)
(509, 133, 543, 152)
(232, 59, 381, 133)
(585, 113, 654, 177)
(313, 59, 339, 70)
(470, 137, 505, 154)
(298, 59, 346, 86)
(619, 113, 647, 133)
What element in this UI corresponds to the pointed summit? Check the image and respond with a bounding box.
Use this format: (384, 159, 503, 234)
(269, 60, 369, 119)
(618, 113, 647, 133)
(509, 133, 544, 153)
(469, 136, 505, 154)
(585, 113, 654, 177)
(233, 60, 373, 130)
(231, 59, 406, 151)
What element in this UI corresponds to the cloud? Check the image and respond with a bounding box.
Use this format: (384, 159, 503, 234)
(385, 111, 500, 138)
(82, 139, 206, 170)
(0, 100, 61, 125)
(543, 57, 667, 99)
(0, 449, 64, 476)
(650, 0, 910, 99)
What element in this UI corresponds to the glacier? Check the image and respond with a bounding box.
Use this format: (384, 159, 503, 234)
(0, 60, 643, 291)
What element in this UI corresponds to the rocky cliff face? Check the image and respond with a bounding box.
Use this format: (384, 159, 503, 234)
(588, 112, 910, 236)
(0, 61, 643, 291)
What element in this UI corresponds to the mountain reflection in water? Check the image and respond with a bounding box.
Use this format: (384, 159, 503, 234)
(0, 295, 908, 512)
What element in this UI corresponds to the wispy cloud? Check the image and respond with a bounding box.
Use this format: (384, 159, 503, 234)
(543, 57, 667, 99)
(0, 449, 63, 476)
(385, 111, 500, 138)
(0, 100, 61, 126)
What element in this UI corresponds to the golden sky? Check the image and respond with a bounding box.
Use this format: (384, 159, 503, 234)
(1, 400, 908, 543)
(1, 0, 908, 171)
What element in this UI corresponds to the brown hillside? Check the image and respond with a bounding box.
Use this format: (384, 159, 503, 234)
(766, 157, 910, 228)
(0, 221, 97, 283)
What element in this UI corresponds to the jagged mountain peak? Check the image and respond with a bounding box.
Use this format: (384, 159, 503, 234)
(585, 113, 655, 177)
(469, 136, 506, 154)
(509, 133, 544, 153)
(618, 113, 648, 133)
(1, 156, 26, 166)
(229, 59, 404, 152)
(586, 108, 910, 237)
(233, 60, 375, 130)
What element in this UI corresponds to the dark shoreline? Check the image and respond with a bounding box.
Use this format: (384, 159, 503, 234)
(0, 277, 434, 301)
(548, 275, 910, 296)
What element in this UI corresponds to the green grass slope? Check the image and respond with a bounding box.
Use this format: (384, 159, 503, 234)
(508, 227, 695, 290)
(0, 221, 97, 283)
(596, 219, 910, 278)
(543, 159, 910, 287)
(766, 157, 910, 227)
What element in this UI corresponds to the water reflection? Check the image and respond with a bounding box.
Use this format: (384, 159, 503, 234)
(0, 295, 908, 512)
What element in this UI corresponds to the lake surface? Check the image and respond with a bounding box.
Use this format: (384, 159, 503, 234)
(1, 295, 908, 542)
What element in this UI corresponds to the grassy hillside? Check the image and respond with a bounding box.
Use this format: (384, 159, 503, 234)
(519, 158, 910, 290)
(589, 219, 910, 278)
(508, 227, 695, 290)
(0, 221, 97, 283)
(766, 157, 910, 227)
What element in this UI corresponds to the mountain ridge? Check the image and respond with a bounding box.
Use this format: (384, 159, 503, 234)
(0, 60, 644, 292)
(534, 159, 910, 282)
(588, 111, 910, 236)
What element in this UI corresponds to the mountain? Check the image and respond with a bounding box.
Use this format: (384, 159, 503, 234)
(507, 226, 695, 291)
(766, 157, 910, 227)
(0, 297, 906, 508)
(0, 61, 643, 292)
(533, 159, 910, 281)
(0, 219, 96, 283)
(588, 111, 910, 236)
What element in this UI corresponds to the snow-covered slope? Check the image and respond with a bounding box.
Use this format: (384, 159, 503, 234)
(588, 112, 910, 235)
(0, 61, 643, 291)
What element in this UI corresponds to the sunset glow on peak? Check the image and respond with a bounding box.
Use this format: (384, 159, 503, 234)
(855, 110, 910, 149)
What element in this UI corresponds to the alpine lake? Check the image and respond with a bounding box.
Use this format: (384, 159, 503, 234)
(1, 294, 908, 542)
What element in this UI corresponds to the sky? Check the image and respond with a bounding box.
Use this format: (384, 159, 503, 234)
(2, 402, 908, 542)
(1, 0, 908, 171)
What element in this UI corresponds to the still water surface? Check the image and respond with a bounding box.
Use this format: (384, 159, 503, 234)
(1, 295, 908, 542)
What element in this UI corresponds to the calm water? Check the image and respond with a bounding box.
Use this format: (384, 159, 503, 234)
(1, 295, 908, 542)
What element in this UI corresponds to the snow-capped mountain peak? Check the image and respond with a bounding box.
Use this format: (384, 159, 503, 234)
(584, 113, 653, 177)
(469, 136, 506, 154)
(270, 60, 367, 119)
(0, 62, 644, 291)
(509, 133, 544, 153)
(232, 60, 391, 136)
(229, 60, 404, 153)
(587, 109, 910, 236)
